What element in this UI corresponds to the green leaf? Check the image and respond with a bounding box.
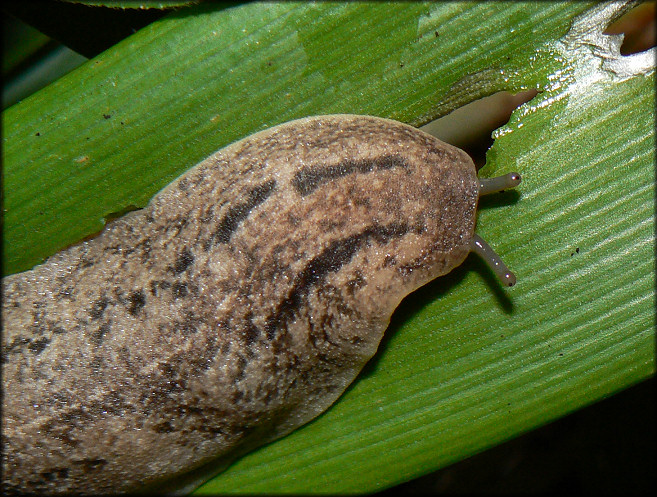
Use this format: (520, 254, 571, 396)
(2, 1, 654, 494)
(3, 1, 174, 58)
(2, 15, 52, 75)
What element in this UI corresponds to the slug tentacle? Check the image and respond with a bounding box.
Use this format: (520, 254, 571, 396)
(478, 172, 521, 196)
(472, 172, 521, 286)
(470, 234, 516, 287)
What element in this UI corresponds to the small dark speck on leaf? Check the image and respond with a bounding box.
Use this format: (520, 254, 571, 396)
(435, 30, 439, 37)
(103, 114, 111, 119)
(35, 132, 41, 136)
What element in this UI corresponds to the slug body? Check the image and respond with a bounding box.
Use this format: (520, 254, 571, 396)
(2, 115, 515, 494)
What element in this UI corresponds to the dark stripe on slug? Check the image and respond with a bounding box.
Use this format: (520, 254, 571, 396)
(173, 247, 194, 274)
(127, 290, 146, 316)
(89, 297, 110, 320)
(91, 322, 111, 346)
(210, 180, 276, 246)
(265, 222, 410, 340)
(27, 337, 50, 355)
(292, 155, 408, 196)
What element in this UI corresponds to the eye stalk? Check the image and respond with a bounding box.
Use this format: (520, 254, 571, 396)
(478, 172, 521, 196)
(472, 172, 522, 287)
(470, 234, 516, 287)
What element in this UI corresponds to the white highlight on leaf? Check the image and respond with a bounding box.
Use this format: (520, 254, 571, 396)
(494, 1, 654, 139)
(543, 0, 654, 121)
(559, 0, 655, 83)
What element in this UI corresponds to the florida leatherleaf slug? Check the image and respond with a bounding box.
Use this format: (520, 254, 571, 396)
(1, 115, 521, 494)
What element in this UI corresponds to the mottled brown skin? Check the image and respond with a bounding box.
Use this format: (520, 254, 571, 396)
(1, 115, 478, 494)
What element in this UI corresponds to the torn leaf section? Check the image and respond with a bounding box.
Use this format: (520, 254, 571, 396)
(494, 0, 654, 140)
(603, 44, 655, 79)
(561, 0, 656, 81)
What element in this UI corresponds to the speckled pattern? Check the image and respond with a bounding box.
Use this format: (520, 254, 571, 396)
(1, 115, 478, 494)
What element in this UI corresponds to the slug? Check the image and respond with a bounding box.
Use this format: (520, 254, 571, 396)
(1, 115, 520, 495)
